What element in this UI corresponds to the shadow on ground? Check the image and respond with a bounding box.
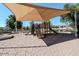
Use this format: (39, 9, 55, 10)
(42, 33, 78, 46)
(0, 35, 14, 41)
(0, 46, 47, 49)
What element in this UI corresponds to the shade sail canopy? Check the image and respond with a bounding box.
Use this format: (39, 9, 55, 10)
(3, 3, 70, 21)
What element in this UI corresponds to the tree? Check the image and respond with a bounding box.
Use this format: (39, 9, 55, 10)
(6, 15, 23, 30)
(16, 21, 23, 29)
(61, 3, 79, 36)
(6, 15, 16, 30)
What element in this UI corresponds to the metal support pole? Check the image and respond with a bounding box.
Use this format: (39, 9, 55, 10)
(16, 22, 18, 32)
(15, 21, 17, 33)
(74, 11, 78, 38)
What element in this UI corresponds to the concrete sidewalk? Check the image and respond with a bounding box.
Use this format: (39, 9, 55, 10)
(0, 33, 79, 56)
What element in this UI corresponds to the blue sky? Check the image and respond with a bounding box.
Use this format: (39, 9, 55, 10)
(0, 3, 65, 27)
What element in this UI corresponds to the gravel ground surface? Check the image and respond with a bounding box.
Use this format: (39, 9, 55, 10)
(0, 33, 79, 56)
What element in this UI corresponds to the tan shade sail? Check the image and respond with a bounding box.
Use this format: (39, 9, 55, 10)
(3, 3, 70, 21)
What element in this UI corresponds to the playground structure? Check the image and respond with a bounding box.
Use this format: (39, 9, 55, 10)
(30, 21, 58, 38)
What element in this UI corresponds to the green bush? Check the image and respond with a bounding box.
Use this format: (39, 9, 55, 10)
(51, 25, 59, 28)
(65, 29, 74, 32)
(0, 29, 3, 34)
